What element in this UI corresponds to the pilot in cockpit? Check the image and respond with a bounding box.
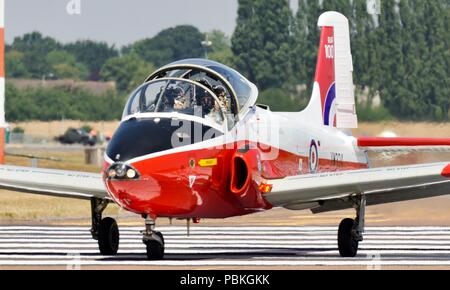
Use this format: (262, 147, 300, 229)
(197, 91, 223, 123)
(197, 78, 213, 91)
(162, 86, 184, 112)
(170, 86, 187, 110)
(213, 85, 229, 114)
(196, 79, 212, 113)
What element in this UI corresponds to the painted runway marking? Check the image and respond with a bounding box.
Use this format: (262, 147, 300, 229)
(0, 226, 449, 267)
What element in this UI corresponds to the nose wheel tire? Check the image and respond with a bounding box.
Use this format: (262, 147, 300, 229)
(98, 217, 120, 255)
(145, 231, 165, 260)
(338, 218, 359, 257)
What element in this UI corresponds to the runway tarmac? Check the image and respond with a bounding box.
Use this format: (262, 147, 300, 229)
(1, 225, 450, 269)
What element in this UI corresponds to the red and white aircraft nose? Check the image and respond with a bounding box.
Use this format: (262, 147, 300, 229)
(103, 148, 260, 219)
(102, 115, 272, 219)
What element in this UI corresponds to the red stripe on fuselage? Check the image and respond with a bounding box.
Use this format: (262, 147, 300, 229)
(261, 147, 367, 179)
(358, 137, 450, 147)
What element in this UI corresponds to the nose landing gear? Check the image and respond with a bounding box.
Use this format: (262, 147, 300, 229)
(142, 216, 165, 260)
(338, 195, 366, 257)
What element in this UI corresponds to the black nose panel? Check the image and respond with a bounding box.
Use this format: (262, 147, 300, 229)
(106, 118, 223, 162)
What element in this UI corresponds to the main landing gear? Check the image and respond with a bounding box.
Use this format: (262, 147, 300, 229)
(142, 216, 165, 260)
(90, 198, 120, 255)
(338, 195, 366, 257)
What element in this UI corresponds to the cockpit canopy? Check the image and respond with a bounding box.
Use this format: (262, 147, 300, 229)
(151, 59, 257, 112)
(123, 78, 227, 128)
(122, 59, 258, 129)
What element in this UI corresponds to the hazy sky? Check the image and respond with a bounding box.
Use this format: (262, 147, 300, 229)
(5, 0, 298, 47)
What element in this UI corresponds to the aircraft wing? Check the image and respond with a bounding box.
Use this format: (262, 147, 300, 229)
(264, 162, 450, 214)
(0, 165, 108, 200)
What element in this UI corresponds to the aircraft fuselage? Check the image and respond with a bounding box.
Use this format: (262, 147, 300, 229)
(103, 107, 368, 220)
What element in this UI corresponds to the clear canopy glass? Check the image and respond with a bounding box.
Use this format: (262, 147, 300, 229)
(155, 59, 256, 112)
(123, 79, 227, 127)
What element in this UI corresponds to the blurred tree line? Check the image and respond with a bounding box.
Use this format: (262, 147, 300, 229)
(5, 83, 123, 121)
(4, 0, 449, 122)
(232, 0, 449, 121)
(5, 26, 229, 121)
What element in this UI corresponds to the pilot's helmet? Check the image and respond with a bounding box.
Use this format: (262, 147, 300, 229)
(213, 85, 226, 97)
(171, 86, 184, 97)
(196, 79, 210, 100)
(198, 78, 212, 90)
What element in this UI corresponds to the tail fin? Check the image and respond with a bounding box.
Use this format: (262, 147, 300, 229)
(304, 11, 358, 129)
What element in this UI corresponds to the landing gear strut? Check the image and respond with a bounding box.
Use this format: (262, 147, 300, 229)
(338, 195, 366, 257)
(90, 198, 120, 255)
(142, 216, 165, 260)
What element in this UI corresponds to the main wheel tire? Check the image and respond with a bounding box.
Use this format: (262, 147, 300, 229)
(338, 218, 359, 257)
(144, 231, 165, 260)
(98, 217, 120, 255)
(155, 231, 165, 245)
(146, 239, 165, 260)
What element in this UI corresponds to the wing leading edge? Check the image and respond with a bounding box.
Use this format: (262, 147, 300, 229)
(0, 165, 108, 200)
(264, 162, 450, 214)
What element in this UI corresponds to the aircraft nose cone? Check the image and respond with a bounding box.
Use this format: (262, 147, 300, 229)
(106, 118, 177, 162)
(106, 117, 223, 162)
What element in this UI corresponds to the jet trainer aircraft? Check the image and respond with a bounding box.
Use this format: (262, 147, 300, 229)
(1, 12, 450, 259)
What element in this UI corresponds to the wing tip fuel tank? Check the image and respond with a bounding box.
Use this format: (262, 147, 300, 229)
(442, 164, 450, 178)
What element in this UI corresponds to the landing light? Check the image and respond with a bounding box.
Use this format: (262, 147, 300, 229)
(126, 168, 137, 179)
(107, 163, 140, 180)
